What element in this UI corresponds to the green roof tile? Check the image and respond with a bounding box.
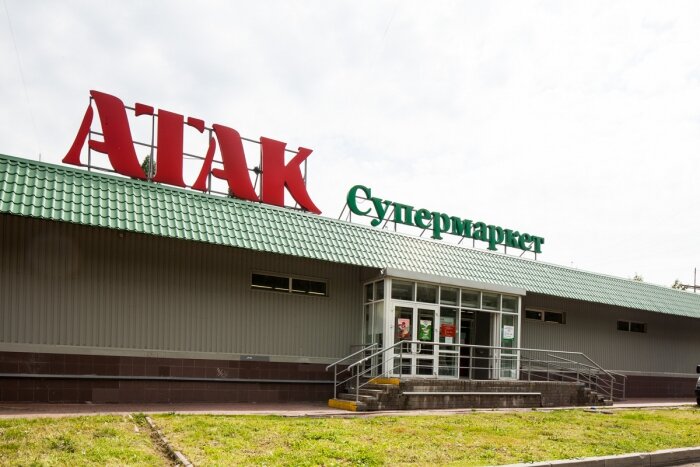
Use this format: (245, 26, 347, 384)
(1, 153, 699, 319)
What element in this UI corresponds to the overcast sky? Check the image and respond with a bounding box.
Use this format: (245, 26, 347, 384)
(1, 1, 699, 288)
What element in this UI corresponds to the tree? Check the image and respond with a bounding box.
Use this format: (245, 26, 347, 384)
(632, 273, 644, 282)
(141, 154, 156, 180)
(671, 279, 687, 290)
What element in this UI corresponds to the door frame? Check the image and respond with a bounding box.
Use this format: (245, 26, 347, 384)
(390, 302, 441, 377)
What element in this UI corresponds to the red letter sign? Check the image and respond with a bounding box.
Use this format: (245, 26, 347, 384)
(63, 91, 322, 214)
(63, 90, 146, 179)
(260, 137, 321, 214)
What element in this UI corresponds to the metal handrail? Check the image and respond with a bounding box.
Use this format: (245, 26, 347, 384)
(327, 340, 626, 404)
(326, 343, 378, 399)
(325, 343, 377, 371)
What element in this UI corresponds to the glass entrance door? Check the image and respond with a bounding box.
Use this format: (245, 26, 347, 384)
(394, 304, 439, 377)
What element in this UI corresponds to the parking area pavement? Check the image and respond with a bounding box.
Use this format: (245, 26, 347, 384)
(0, 398, 695, 419)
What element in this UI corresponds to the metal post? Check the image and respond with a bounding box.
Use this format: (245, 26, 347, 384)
(355, 372, 360, 402)
(333, 367, 337, 399)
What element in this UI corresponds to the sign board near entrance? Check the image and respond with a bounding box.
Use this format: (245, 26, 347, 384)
(347, 185, 545, 254)
(63, 90, 321, 214)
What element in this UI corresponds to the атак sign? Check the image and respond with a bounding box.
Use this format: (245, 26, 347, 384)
(63, 90, 321, 214)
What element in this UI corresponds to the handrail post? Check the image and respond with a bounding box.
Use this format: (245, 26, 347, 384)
(333, 367, 337, 399)
(355, 371, 360, 403)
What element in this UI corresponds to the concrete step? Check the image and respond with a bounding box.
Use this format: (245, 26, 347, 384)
(403, 391, 542, 396)
(338, 393, 376, 403)
(327, 398, 367, 412)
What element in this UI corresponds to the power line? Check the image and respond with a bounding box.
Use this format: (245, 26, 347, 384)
(3, 0, 41, 160)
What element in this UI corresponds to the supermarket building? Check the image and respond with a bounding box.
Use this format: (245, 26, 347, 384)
(0, 93, 699, 406)
(1, 153, 699, 404)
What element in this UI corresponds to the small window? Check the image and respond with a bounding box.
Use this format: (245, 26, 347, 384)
(618, 320, 646, 333)
(252, 273, 326, 297)
(252, 273, 289, 291)
(440, 287, 459, 306)
(525, 310, 543, 320)
(461, 290, 480, 308)
(526, 309, 565, 324)
(502, 296, 518, 313)
(365, 283, 373, 302)
(482, 293, 500, 311)
(416, 283, 438, 303)
(544, 311, 565, 324)
(376, 281, 384, 300)
(292, 278, 327, 296)
(391, 280, 415, 301)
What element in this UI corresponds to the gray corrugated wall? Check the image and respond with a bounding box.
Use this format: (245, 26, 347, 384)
(522, 293, 700, 375)
(0, 214, 365, 361)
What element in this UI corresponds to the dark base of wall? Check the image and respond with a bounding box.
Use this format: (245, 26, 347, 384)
(0, 351, 332, 403)
(1, 351, 696, 402)
(624, 374, 697, 398)
(0, 378, 332, 404)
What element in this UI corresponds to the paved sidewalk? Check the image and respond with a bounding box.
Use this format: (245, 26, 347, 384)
(0, 398, 695, 419)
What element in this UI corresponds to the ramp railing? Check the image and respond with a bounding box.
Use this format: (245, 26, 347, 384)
(326, 341, 626, 403)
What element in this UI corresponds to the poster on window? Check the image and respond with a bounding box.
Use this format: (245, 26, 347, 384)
(397, 318, 411, 340)
(440, 318, 456, 344)
(418, 319, 433, 341)
(503, 325, 515, 340)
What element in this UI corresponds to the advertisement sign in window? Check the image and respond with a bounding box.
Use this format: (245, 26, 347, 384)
(418, 319, 433, 341)
(397, 318, 411, 340)
(503, 325, 515, 340)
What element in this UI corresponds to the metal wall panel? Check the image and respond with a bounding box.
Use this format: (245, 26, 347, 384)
(0, 214, 366, 361)
(522, 293, 700, 375)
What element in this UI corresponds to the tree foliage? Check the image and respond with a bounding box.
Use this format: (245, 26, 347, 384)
(671, 279, 687, 290)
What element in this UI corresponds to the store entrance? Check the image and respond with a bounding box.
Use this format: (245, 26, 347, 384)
(458, 313, 474, 378)
(395, 305, 440, 376)
(472, 311, 494, 379)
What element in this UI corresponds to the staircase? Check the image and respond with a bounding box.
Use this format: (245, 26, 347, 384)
(329, 377, 611, 412)
(325, 342, 624, 412)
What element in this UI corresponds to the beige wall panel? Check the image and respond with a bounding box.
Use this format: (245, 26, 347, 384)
(522, 293, 700, 375)
(0, 214, 365, 361)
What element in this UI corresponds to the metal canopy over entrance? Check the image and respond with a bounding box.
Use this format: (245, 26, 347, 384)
(363, 276, 524, 380)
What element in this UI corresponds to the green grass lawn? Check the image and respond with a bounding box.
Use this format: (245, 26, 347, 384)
(0, 415, 167, 466)
(153, 408, 700, 466)
(2, 408, 699, 466)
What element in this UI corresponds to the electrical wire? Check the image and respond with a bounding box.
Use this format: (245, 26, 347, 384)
(3, 0, 41, 160)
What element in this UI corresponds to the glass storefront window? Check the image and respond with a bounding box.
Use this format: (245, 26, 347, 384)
(461, 290, 480, 308)
(440, 287, 458, 306)
(501, 314, 518, 349)
(373, 302, 384, 348)
(502, 295, 518, 313)
(364, 283, 373, 302)
(439, 307, 458, 344)
(392, 280, 415, 301)
(364, 304, 372, 344)
(416, 283, 437, 303)
(376, 281, 384, 300)
(482, 293, 500, 311)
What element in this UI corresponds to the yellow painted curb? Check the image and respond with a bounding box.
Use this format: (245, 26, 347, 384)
(368, 377, 400, 385)
(328, 398, 358, 411)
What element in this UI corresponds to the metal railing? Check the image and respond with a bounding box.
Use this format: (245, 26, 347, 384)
(326, 341, 626, 403)
(325, 343, 377, 399)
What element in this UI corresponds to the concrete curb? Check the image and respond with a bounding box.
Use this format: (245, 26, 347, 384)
(501, 445, 700, 466)
(145, 416, 194, 467)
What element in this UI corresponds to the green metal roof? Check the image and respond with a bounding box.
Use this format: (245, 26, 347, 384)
(2, 153, 699, 319)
